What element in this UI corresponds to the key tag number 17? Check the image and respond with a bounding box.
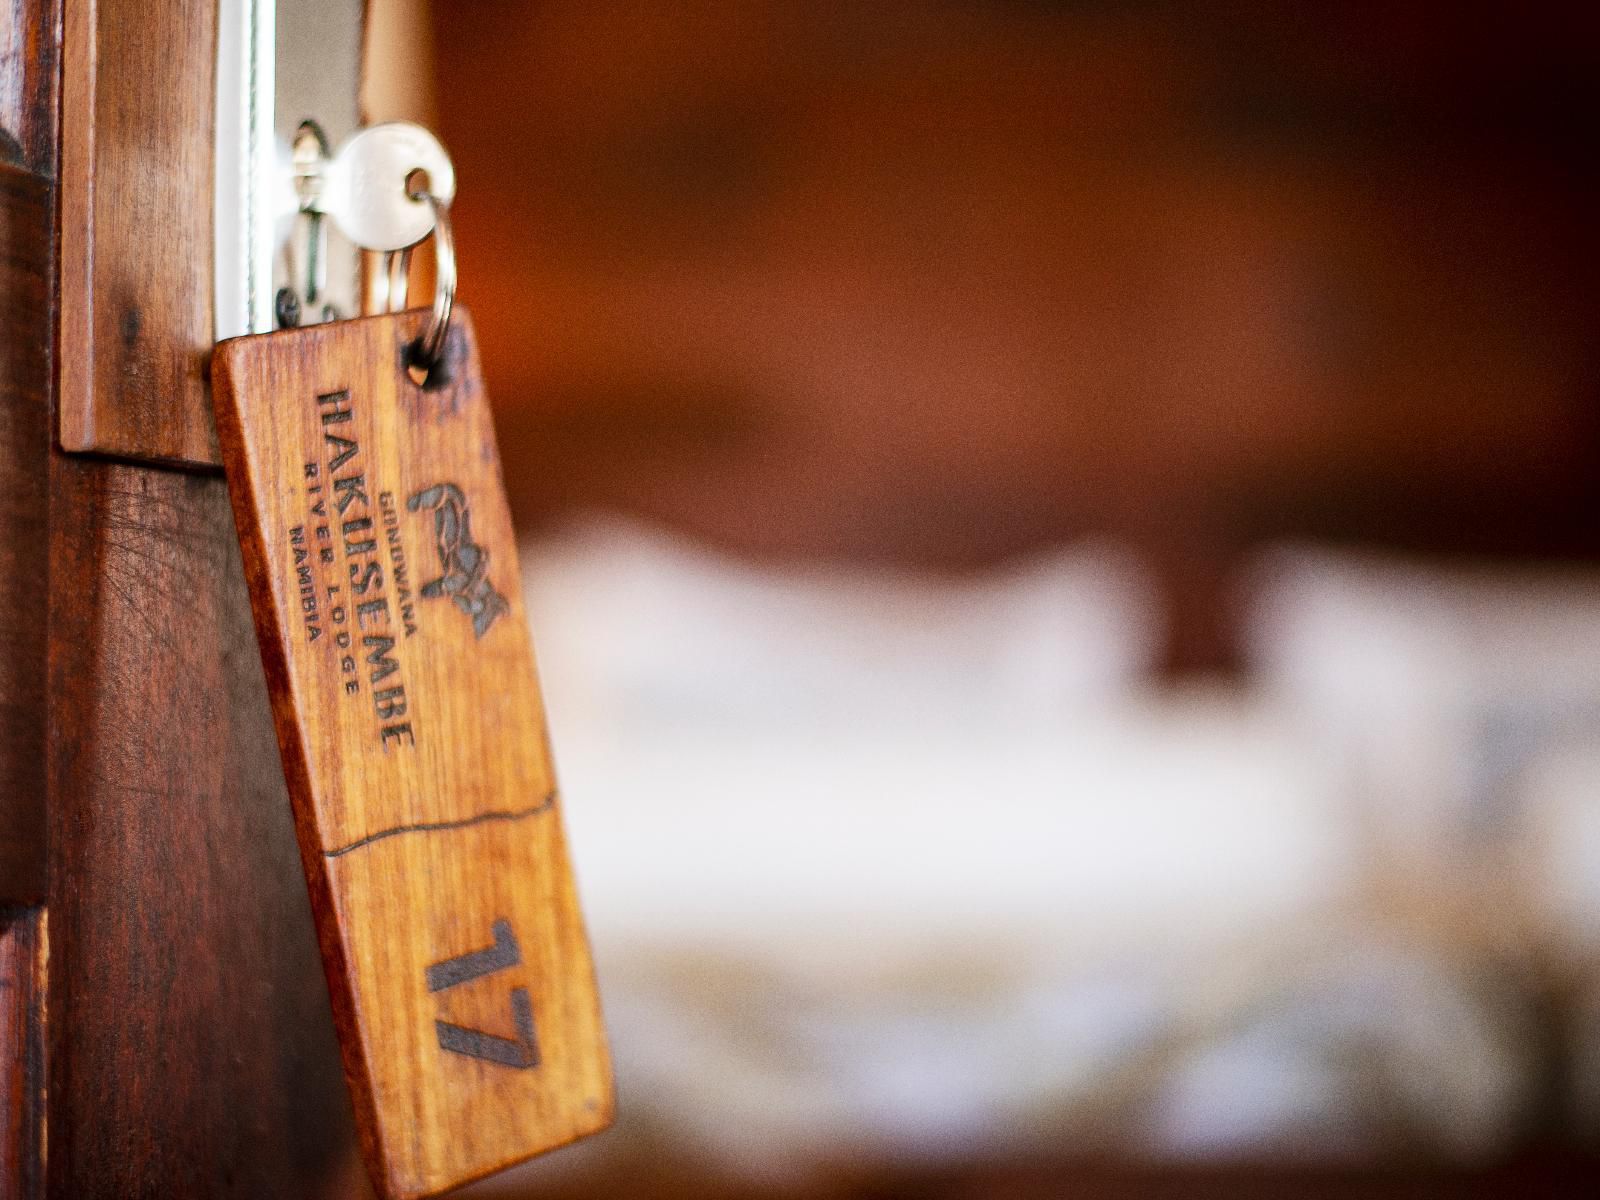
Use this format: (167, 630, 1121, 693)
(212, 122, 613, 1200)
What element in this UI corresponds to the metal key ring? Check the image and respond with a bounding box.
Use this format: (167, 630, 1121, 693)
(411, 189, 456, 377)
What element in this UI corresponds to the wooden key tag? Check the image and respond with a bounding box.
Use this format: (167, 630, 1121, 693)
(212, 307, 613, 1199)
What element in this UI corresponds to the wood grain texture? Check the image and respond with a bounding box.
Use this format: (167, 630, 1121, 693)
(57, 0, 219, 466)
(39, 0, 374, 1191)
(2, 4, 50, 1194)
(213, 307, 613, 1200)
(47, 456, 362, 1199)
(0, 0, 57, 173)
(0, 164, 48, 905)
(0, 909, 46, 1200)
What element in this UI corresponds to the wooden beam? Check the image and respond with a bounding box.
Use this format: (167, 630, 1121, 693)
(0, 909, 46, 1200)
(0, 163, 49, 906)
(57, 0, 220, 467)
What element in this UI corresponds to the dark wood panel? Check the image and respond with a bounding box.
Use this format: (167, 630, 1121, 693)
(57, 0, 220, 466)
(0, 908, 46, 1200)
(25, 0, 371, 1192)
(46, 458, 364, 1198)
(3, 4, 54, 1196)
(0, 163, 48, 905)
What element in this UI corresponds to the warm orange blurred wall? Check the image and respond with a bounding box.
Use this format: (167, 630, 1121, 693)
(432, 2, 1599, 668)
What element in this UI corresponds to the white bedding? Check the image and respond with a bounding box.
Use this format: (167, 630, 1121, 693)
(489, 523, 1599, 1185)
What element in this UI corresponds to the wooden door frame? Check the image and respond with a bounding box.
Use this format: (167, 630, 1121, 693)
(2, 0, 363, 1194)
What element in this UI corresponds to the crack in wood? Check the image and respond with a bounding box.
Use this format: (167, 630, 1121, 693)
(322, 791, 556, 858)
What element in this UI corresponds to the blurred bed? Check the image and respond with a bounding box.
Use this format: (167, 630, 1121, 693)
(448, 527, 1600, 1197)
(417, 3, 1600, 1195)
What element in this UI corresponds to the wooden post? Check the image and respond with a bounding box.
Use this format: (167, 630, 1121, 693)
(2, 0, 366, 1193)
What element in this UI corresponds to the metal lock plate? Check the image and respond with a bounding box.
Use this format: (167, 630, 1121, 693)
(217, 0, 454, 338)
(215, 0, 365, 341)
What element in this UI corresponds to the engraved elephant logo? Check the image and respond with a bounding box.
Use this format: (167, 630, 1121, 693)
(407, 482, 511, 639)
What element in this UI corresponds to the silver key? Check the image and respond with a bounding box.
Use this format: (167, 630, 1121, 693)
(323, 121, 456, 252)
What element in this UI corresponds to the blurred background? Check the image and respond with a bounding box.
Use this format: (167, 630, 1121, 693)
(387, 2, 1599, 1195)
